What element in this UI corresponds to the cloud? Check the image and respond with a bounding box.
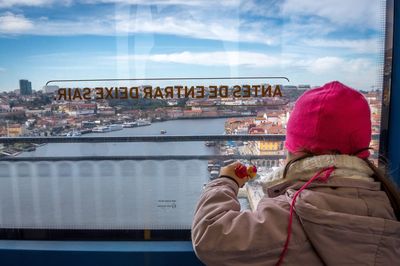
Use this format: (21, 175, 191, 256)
(0, 0, 384, 47)
(0, 0, 238, 8)
(307, 56, 374, 74)
(0, 12, 33, 33)
(305, 56, 380, 89)
(82, 0, 238, 6)
(280, 18, 335, 42)
(307, 57, 345, 74)
(282, 0, 384, 29)
(239, 0, 282, 18)
(303, 38, 380, 54)
(0, 0, 54, 8)
(114, 14, 275, 45)
(22, 49, 382, 89)
(101, 51, 381, 89)
(111, 51, 285, 67)
(110, 51, 378, 77)
(0, 10, 276, 45)
(0, 0, 74, 8)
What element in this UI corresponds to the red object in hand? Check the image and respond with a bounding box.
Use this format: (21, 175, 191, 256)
(247, 165, 257, 178)
(235, 164, 248, 179)
(235, 163, 257, 178)
(235, 164, 258, 179)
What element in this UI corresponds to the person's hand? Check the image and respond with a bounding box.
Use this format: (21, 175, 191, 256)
(219, 161, 251, 188)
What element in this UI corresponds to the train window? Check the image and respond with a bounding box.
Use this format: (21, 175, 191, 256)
(0, 0, 388, 240)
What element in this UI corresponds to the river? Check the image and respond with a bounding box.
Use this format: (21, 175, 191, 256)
(22, 118, 227, 157)
(0, 118, 249, 231)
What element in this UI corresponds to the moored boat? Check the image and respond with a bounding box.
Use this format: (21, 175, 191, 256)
(136, 119, 151, 126)
(205, 141, 216, 146)
(123, 121, 137, 128)
(109, 124, 123, 131)
(92, 126, 111, 133)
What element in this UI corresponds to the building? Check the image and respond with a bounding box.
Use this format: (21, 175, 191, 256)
(19, 79, 32, 95)
(42, 85, 59, 94)
(6, 124, 24, 137)
(60, 103, 96, 117)
(97, 106, 115, 116)
(0, 104, 10, 112)
(257, 140, 283, 153)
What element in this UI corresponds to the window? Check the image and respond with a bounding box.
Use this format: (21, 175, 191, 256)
(0, 0, 389, 240)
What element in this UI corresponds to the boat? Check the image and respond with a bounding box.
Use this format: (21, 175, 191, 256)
(136, 119, 151, 126)
(92, 126, 111, 133)
(210, 170, 220, 179)
(205, 141, 216, 146)
(109, 124, 123, 131)
(80, 129, 92, 134)
(210, 165, 221, 172)
(71, 131, 82, 137)
(123, 121, 137, 128)
(66, 130, 82, 137)
(160, 130, 167, 134)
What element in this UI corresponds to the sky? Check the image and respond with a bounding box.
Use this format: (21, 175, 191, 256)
(0, 0, 387, 91)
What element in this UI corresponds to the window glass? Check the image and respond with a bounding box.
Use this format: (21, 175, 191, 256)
(0, 0, 386, 238)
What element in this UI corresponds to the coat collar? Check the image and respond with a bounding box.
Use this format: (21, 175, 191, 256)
(259, 154, 377, 197)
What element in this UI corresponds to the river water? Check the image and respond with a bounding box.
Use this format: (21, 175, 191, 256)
(0, 118, 251, 231)
(23, 118, 226, 157)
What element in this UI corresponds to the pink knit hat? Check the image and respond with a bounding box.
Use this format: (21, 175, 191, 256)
(285, 81, 371, 159)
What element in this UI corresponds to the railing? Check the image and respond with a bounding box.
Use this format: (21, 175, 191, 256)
(0, 134, 289, 234)
(0, 134, 287, 143)
(0, 134, 287, 161)
(0, 134, 379, 162)
(0, 133, 382, 242)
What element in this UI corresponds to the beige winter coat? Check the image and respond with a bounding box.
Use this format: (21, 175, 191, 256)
(191, 155, 400, 265)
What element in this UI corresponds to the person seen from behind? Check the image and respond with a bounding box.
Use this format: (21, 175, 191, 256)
(191, 81, 400, 265)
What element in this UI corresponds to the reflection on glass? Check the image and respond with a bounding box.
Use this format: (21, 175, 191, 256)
(0, 0, 386, 237)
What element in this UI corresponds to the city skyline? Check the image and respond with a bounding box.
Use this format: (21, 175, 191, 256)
(0, 0, 386, 91)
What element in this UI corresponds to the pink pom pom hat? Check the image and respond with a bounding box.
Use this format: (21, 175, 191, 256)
(284, 81, 372, 159)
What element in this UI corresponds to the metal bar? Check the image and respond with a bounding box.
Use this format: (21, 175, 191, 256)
(0, 134, 286, 144)
(0, 155, 286, 162)
(386, 0, 400, 185)
(45, 76, 290, 86)
(379, 0, 394, 169)
(0, 134, 380, 144)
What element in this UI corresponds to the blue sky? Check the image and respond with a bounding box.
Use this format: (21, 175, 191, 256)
(0, 0, 386, 91)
